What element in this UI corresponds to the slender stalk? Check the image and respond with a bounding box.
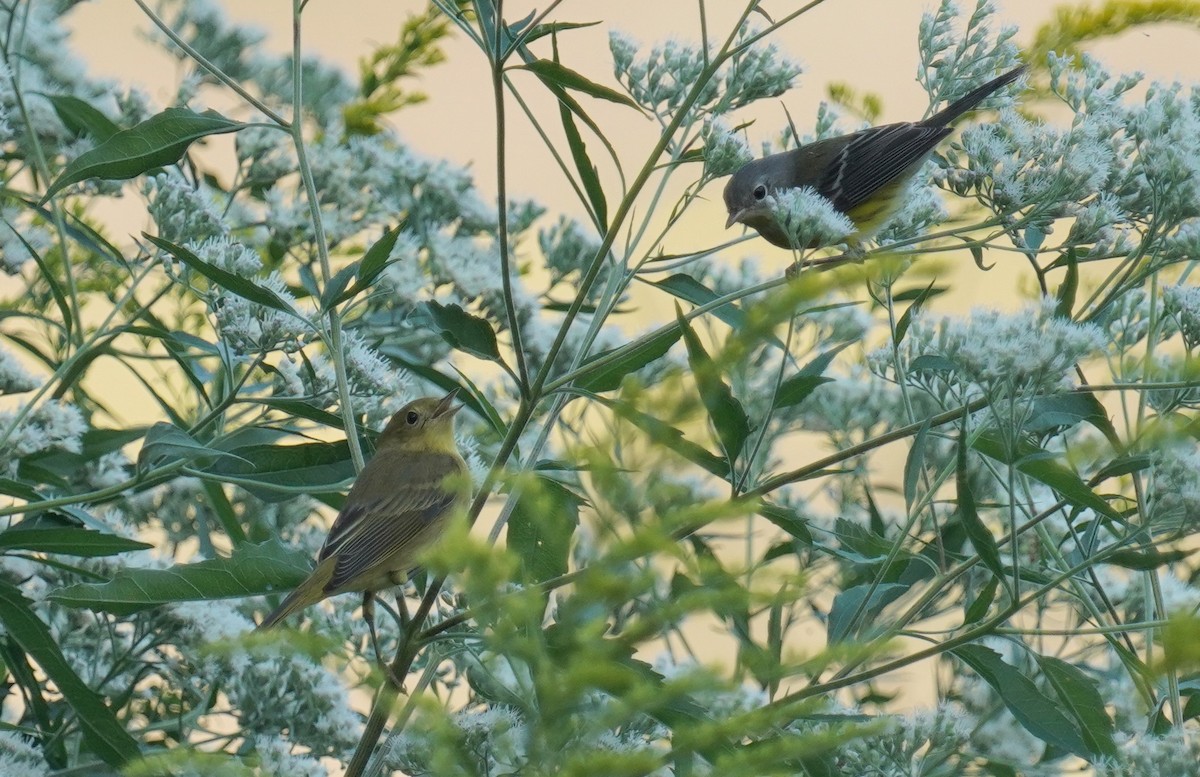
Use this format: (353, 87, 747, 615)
(488, 0, 530, 393)
(290, 1, 365, 471)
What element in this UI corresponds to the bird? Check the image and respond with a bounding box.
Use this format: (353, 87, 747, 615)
(723, 65, 1026, 249)
(257, 389, 468, 650)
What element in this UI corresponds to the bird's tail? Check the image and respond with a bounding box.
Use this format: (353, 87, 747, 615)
(923, 65, 1026, 127)
(256, 569, 328, 630)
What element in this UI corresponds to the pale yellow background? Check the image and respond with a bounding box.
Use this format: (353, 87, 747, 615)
(53, 0, 1200, 715)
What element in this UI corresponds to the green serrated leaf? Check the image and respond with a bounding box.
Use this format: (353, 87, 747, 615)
(893, 280, 940, 344)
(972, 431, 1121, 521)
(204, 440, 356, 501)
(575, 324, 681, 393)
(827, 582, 908, 643)
(963, 576, 999, 625)
(42, 107, 244, 202)
(137, 422, 251, 471)
(953, 644, 1092, 759)
(650, 274, 747, 331)
(903, 420, 930, 512)
(598, 396, 728, 478)
(509, 475, 582, 584)
(677, 306, 750, 467)
(958, 424, 1006, 586)
(421, 301, 502, 361)
(0, 580, 141, 765)
(145, 234, 300, 314)
(520, 58, 641, 110)
(558, 86, 608, 229)
(0, 527, 151, 557)
(48, 539, 312, 614)
(1035, 654, 1118, 758)
(44, 93, 121, 142)
(776, 342, 851, 408)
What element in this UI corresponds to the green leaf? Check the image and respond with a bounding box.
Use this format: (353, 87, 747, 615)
(903, 420, 930, 512)
(963, 576, 999, 625)
(650, 274, 747, 331)
(47, 539, 312, 614)
(323, 224, 403, 310)
(1054, 248, 1079, 319)
(0, 580, 141, 765)
(516, 20, 600, 47)
(1104, 547, 1194, 570)
(318, 263, 359, 312)
(558, 85, 607, 229)
(44, 93, 121, 142)
(520, 58, 641, 110)
(145, 234, 299, 314)
(893, 280, 941, 344)
(1026, 392, 1119, 445)
(952, 644, 1093, 760)
(204, 441, 356, 501)
(827, 582, 908, 643)
(776, 342, 851, 409)
(758, 502, 812, 543)
(958, 424, 1006, 586)
(599, 396, 728, 478)
(575, 324, 681, 393)
(421, 301, 502, 361)
(972, 432, 1122, 522)
(0, 527, 151, 557)
(137, 422, 251, 471)
(1035, 654, 1118, 758)
(677, 306, 751, 466)
(509, 475, 582, 584)
(42, 107, 244, 202)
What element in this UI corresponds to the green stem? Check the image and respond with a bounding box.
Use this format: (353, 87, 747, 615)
(290, 1, 365, 472)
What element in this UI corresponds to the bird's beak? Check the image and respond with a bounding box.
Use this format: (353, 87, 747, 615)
(725, 209, 745, 229)
(434, 387, 461, 419)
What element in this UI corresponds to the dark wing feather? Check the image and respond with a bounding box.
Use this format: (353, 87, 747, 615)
(316, 451, 465, 595)
(818, 122, 951, 214)
(324, 490, 458, 592)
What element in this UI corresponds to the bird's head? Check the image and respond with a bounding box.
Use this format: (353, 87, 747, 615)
(723, 159, 777, 233)
(378, 389, 462, 453)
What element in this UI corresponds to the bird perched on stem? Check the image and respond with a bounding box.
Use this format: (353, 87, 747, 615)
(724, 65, 1026, 250)
(257, 389, 468, 663)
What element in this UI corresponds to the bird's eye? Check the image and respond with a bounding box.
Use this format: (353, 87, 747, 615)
(752, 184, 767, 200)
(406, 411, 420, 425)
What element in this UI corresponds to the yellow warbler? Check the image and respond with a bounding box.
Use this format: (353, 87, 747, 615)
(724, 65, 1026, 249)
(257, 389, 467, 630)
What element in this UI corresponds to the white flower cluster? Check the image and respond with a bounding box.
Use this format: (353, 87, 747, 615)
(0, 731, 48, 777)
(767, 187, 856, 251)
(213, 643, 361, 756)
(701, 119, 753, 182)
(955, 111, 1115, 222)
(0, 346, 37, 394)
(0, 206, 55, 275)
(1097, 728, 1200, 776)
(1147, 443, 1200, 530)
(145, 173, 227, 245)
(1163, 283, 1200, 351)
(919, 0, 1020, 109)
(0, 400, 86, 475)
(609, 27, 800, 120)
(884, 298, 1106, 399)
(212, 271, 307, 356)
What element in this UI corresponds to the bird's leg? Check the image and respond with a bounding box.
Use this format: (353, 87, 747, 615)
(363, 592, 405, 690)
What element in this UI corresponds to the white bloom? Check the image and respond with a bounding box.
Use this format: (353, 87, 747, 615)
(767, 187, 855, 249)
(895, 298, 1106, 397)
(0, 347, 37, 394)
(0, 731, 48, 777)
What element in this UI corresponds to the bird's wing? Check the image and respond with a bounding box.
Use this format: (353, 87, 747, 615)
(818, 122, 951, 214)
(317, 452, 465, 594)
